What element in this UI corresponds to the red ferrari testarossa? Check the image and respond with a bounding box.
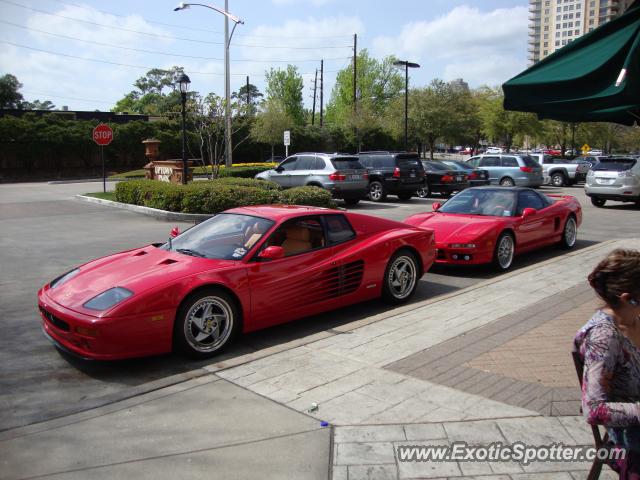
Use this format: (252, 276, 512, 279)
(39, 205, 435, 360)
(404, 186, 581, 271)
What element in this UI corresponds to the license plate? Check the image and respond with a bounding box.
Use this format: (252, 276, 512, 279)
(350, 174, 361, 180)
(596, 178, 615, 185)
(456, 176, 462, 181)
(410, 172, 416, 178)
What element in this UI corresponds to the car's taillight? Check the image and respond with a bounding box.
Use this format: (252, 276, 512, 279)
(329, 172, 346, 181)
(441, 174, 454, 182)
(520, 166, 533, 173)
(393, 167, 401, 178)
(363, 171, 369, 180)
(468, 172, 478, 180)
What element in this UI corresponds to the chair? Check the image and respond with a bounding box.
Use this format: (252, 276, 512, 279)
(282, 226, 312, 256)
(572, 350, 613, 480)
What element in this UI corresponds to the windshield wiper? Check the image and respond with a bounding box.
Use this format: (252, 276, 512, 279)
(176, 248, 206, 258)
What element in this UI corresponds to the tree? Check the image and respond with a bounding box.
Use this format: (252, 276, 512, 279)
(264, 65, 304, 125)
(326, 50, 404, 128)
(112, 67, 185, 115)
(0, 74, 24, 111)
(251, 99, 292, 159)
(232, 83, 262, 116)
(23, 99, 56, 110)
(477, 86, 540, 152)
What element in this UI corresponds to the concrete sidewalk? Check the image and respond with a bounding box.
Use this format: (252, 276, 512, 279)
(2, 239, 637, 479)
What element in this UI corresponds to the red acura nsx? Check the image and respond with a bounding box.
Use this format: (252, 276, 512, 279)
(404, 187, 582, 271)
(38, 205, 435, 360)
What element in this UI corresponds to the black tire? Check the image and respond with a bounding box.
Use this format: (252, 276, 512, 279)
(173, 287, 240, 358)
(500, 177, 515, 187)
(344, 198, 360, 206)
(558, 215, 577, 249)
(381, 250, 419, 304)
(397, 193, 413, 201)
(551, 173, 566, 187)
(416, 184, 430, 198)
(492, 232, 515, 271)
(591, 197, 606, 208)
(368, 181, 387, 202)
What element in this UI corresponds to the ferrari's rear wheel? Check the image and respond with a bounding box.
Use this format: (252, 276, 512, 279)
(382, 250, 419, 304)
(174, 288, 239, 358)
(559, 215, 577, 249)
(492, 232, 515, 271)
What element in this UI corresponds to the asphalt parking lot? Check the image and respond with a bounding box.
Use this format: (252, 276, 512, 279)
(0, 180, 638, 431)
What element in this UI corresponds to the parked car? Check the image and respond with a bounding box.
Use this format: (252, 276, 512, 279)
(542, 148, 562, 156)
(588, 149, 604, 156)
(466, 154, 544, 187)
(441, 160, 490, 187)
(485, 147, 503, 154)
(358, 152, 426, 202)
(255, 153, 369, 205)
(38, 206, 436, 360)
(585, 156, 640, 207)
(417, 160, 469, 198)
(529, 153, 590, 187)
(404, 187, 582, 271)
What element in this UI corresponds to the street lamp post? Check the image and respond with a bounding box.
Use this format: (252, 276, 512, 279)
(176, 72, 191, 185)
(174, 2, 244, 168)
(393, 60, 420, 151)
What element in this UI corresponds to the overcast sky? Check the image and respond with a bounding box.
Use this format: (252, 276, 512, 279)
(0, 0, 528, 111)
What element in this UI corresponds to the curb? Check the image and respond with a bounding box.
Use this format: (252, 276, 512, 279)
(75, 195, 213, 223)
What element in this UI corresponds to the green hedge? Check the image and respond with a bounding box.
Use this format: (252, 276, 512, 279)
(215, 166, 271, 178)
(113, 179, 335, 214)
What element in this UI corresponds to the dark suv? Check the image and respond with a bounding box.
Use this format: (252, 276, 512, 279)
(358, 152, 426, 202)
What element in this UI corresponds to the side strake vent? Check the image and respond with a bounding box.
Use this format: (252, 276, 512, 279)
(318, 260, 364, 299)
(159, 258, 178, 265)
(134, 251, 148, 256)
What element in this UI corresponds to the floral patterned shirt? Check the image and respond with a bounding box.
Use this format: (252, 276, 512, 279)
(574, 310, 640, 450)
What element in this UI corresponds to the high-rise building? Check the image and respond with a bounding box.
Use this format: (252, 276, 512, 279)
(528, 0, 634, 64)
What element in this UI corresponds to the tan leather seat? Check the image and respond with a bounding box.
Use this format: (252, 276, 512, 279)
(282, 226, 312, 255)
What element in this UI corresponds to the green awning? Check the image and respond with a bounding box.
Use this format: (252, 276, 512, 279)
(503, 0, 640, 125)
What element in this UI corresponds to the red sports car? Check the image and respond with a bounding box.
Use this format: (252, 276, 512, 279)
(404, 187, 581, 271)
(38, 205, 435, 360)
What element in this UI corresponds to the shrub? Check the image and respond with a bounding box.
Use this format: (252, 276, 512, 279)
(114, 179, 149, 205)
(181, 184, 279, 214)
(142, 183, 184, 212)
(217, 166, 271, 178)
(278, 186, 337, 208)
(210, 177, 281, 190)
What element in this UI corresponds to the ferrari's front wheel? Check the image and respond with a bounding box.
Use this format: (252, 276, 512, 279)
(382, 250, 419, 304)
(174, 288, 240, 358)
(492, 232, 515, 271)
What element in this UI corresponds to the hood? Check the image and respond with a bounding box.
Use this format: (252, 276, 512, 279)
(405, 212, 499, 244)
(46, 246, 236, 313)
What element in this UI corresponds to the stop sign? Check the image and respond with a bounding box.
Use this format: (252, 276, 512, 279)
(93, 123, 113, 146)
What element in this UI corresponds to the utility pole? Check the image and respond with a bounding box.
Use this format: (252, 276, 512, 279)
(224, 0, 232, 167)
(312, 68, 318, 126)
(246, 75, 250, 109)
(353, 34, 357, 109)
(320, 59, 324, 127)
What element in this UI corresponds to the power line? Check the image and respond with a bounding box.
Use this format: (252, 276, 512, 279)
(1, 40, 342, 77)
(21, 90, 117, 105)
(44, 0, 354, 39)
(1, 20, 352, 63)
(1, 0, 352, 49)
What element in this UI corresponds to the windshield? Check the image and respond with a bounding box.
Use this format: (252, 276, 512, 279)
(163, 213, 274, 260)
(593, 159, 636, 171)
(444, 161, 470, 171)
(439, 189, 518, 217)
(423, 161, 450, 171)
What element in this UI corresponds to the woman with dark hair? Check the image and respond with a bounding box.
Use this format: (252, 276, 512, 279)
(574, 248, 640, 478)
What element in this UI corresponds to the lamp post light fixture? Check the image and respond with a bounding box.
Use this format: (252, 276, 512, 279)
(174, 2, 244, 168)
(393, 60, 420, 151)
(176, 72, 191, 185)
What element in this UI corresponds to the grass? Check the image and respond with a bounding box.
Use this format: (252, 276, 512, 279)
(84, 191, 115, 201)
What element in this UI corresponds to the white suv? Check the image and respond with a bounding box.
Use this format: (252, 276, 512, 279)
(585, 157, 640, 207)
